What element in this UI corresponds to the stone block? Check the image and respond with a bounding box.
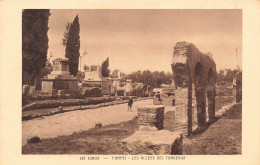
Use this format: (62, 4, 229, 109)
(29, 86, 35, 95)
(22, 85, 30, 96)
(49, 89, 58, 96)
(153, 98, 160, 105)
(137, 105, 164, 131)
(161, 97, 175, 106)
(122, 130, 183, 155)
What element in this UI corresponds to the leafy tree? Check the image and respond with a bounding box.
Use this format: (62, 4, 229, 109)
(65, 15, 80, 76)
(111, 69, 120, 78)
(123, 70, 173, 88)
(22, 9, 50, 85)
(101, 57, 110, 77)
(143, 70, 153, 87)
(216, 69, 242, 85)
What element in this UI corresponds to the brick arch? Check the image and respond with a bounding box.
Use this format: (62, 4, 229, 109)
(171, 41, 216, 135)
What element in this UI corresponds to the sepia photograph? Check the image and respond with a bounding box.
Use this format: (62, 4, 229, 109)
(21, 9, 243, 155)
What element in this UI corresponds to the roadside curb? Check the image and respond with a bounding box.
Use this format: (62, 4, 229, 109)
(22, 97, 152, 121)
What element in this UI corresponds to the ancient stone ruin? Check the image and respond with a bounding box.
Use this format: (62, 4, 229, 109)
(41, 58, 79, 96)
(123, 105, 183, 155)
(171, 41, 216, 135)
(123, 81, 181, 154)
(122, 41, 216, 154)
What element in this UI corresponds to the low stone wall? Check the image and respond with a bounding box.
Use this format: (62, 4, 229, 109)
(23, 92, 85, 102)
(22, 97, 116, 111)
(22, 97, 152, 121)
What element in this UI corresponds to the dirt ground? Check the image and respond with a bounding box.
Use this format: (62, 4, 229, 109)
(22, 99, 153, 146)
(183, 103, 242, 154)
(22, 85, 239, 154)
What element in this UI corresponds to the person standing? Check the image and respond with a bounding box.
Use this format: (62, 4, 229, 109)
(128, 97, 133, 111)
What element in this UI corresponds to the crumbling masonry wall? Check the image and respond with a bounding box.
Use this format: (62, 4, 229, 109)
(171, 42, 216, 135)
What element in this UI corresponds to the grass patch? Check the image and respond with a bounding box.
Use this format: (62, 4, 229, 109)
(183, 104, 241, 154)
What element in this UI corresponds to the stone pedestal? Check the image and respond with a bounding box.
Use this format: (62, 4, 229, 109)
(233, 78, 242, 103)
(137, 105, 164, 131)
(122, 130, 183, 155)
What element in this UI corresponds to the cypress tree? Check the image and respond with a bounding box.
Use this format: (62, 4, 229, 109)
(65, 15, 80, 76)
(101, 57, 110, 77)
(22, 9, 50, 85)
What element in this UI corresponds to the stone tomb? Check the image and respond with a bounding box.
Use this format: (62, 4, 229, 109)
(41, 58, 78, 95)
(122, 105, 183, 155)
(83, 65, 111, 95)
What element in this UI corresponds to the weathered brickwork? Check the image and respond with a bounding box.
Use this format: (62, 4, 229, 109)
(171, 42, 216, 135)
(137, 105, 164, 131)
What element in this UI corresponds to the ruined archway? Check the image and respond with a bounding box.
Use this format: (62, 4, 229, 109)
(171, 41, 216, 135)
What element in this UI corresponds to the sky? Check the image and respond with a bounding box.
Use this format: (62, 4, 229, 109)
(48, 9, 242, 74)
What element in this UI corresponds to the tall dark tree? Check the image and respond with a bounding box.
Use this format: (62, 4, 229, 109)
(22, 9, 50, 85)
(62, 23, 71, 47)
(65, 15, 80, 76)
(101, 57, 110, 77)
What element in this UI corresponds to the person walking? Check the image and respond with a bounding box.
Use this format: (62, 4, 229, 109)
(128, 97, 133, 111)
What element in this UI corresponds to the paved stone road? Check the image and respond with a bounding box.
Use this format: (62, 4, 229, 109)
(22, 99, 153, 146)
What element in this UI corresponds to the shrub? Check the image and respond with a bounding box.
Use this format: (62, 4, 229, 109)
(27, 136, 41, 143)
(84, 87, 102, 97)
